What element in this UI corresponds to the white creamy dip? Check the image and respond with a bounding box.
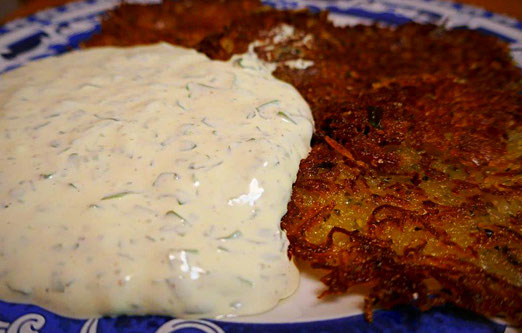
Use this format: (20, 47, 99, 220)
(0, 43, 313, 318)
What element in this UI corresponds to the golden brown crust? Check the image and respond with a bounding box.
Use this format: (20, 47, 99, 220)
(198, 10, 522, 323)
(85, 0, 262, 48)
(86, 1, 522, 324)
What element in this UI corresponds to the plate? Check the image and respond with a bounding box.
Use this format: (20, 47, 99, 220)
(0, 0, 521, 332)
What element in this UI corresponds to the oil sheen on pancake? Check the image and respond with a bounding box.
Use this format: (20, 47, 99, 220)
(0, 43, 313, 318)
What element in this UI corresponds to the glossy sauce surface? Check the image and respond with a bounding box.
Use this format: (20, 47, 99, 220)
(0, 43, 313, 318)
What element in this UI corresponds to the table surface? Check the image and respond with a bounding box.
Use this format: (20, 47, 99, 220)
(2, 0, 522, 24)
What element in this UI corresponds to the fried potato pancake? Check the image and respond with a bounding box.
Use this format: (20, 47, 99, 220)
(281, 76, 522, 323)
(86, 0, 522, 324)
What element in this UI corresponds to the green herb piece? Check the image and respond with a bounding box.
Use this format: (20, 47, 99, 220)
(185, 84, 192, 98)
(166, 210, 186, 221)
(152, 172, 179, 187)
(188, 162, 205, 170)
(94, 114, 119, 121)
(6, 283, 31, 296)
(217, 246, 229, 252)
(218, 230, 242, 240)
(185, 82, 217, 98)
(40, 173, 55, 179)
(45, 113, 61, 119)
(237, 276, 253, 287)
(176, 100, 187, 110)
(236, 58, 256, 70)
(256, 100, 279, 112)
(195, 82, 218, 89)
(277, 111, 297, 125)
(246, 110, 256, 119)
(180, 142, 197, 151)
(33, 121, 51, 130)
(101, 191, 133, 200)
(51, 243, 63, 251)
(256, 100, 279, 120)
(183, 249, 199, 254)
(201, 117, 214, 128)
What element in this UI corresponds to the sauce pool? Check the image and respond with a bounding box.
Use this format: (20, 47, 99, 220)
(0, 43, 313, 318)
